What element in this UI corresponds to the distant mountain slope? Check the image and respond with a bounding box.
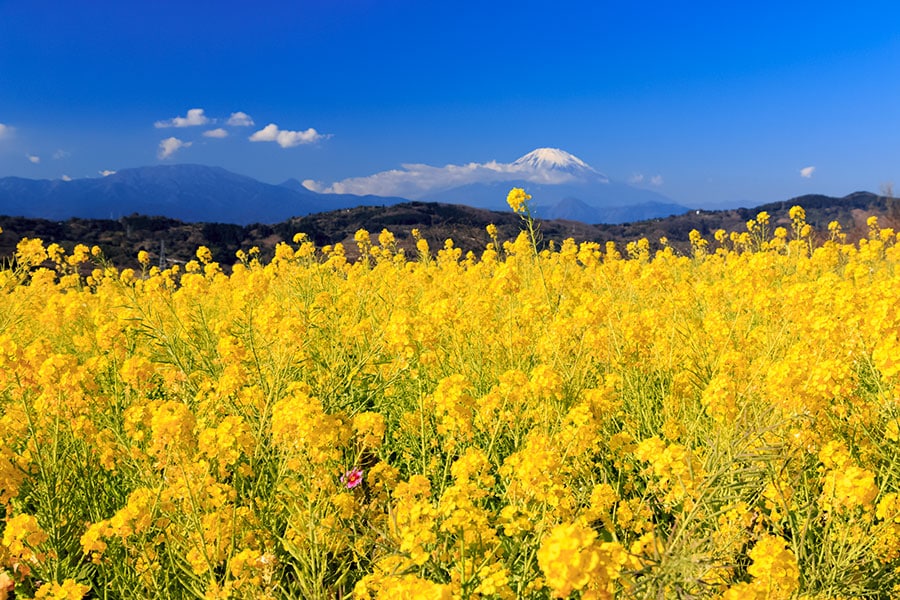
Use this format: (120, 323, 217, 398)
(534, 197, 691, 224)
(418, 178, 689, 222)
(0, 165, 409, 225)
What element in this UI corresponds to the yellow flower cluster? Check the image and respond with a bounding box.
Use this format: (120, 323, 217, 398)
(506, 187, 531, 213)
(537, 522, 626, 598)
(3, 201, 900, 597)
(722, 535, 799, 599)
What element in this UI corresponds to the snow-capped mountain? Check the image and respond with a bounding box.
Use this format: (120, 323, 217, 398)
(417, 148, 690, 223)
(310, 147, 689, 223)
(511, 148, 608, 183)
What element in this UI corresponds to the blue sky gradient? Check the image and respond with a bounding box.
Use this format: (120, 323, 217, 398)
(1, 0, 898, 207)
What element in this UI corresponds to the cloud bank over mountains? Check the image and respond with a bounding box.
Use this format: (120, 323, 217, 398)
(303, 148, 610, 199)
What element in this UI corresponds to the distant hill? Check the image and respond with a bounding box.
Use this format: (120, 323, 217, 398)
(534, 197, 691, 224)
(1, 191, 895, 271)
(417, 178, 689, 222)
(0, 165, 409, 225)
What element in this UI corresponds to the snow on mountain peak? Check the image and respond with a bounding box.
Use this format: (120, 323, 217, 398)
(511, 148, 607, 184)
(513, 148, 595, 173)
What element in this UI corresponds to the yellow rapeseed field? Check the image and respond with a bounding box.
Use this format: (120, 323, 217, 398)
(2, 190, 900, 599)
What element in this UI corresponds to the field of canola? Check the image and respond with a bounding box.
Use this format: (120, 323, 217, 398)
(2, 190, 900, 599)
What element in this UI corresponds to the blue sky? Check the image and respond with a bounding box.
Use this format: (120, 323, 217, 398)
(1, 0, 898, 207)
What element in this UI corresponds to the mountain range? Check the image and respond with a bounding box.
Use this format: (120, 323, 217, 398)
(0, 149, 693, 225)
(0, 165, 409, 224)
(1, 191, 895, 273)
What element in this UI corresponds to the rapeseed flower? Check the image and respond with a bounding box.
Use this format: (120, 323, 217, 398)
(2, 203, 900, 596)
(32, 580, 90, 600)
(506, 187, 531, 213)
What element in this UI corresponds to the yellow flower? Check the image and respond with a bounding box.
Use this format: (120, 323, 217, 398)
(15, 237, 48, 267)
(746, 535, 799, 598)
(196, 245, 213, 264)
(378, 228, 395, 247)
(32, 580, 91, 600)
(352, 411, 386, 449)
(821, 465, 879, 512)
(537, 522, 625, 598)
(149, 400, 197, 461)
(506, 187, 531, 213)
(391, 475, 437, 566)
(2, 513, 48, 563)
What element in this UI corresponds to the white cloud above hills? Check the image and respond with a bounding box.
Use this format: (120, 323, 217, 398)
(158, 137, 191, 159)
(303, 148, 607, 199)
(150, 109, 326, 159)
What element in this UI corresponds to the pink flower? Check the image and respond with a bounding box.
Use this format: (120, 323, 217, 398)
(341, 468, 363, 489)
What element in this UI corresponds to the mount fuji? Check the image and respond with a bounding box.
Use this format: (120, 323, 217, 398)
(510, 148, 608, 182)
(417, 148, 690, 223)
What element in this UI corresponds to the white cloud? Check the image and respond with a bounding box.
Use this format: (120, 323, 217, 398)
(650, 174, 664, 186)
(99, 169, 116, 177)
(800, 166, 815, 179)
(157, 137, 192, 159)
(154, 108, 210, 128)
(26, 154, 40, 164)
(61, 174, 72, 181)
(628, 173, 645, 184)
(314, 152, 610, 199)
(203, 128, 229, 138)
(320, 158, 560, 198)
(52, 149, 70, 160)
(227, 111, 254, 126)
(0, 123, 10, 139)
(326, 162, 524, 198)
(249, 123, 329, 148)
